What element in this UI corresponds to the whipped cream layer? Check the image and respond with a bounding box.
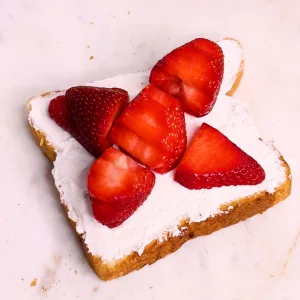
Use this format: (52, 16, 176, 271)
(28, 40, 286, 262)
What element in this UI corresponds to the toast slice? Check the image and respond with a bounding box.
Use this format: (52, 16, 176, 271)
(27, 38, 291, 281)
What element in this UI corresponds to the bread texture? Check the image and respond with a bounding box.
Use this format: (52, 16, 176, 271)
(26, 39, 291, 281)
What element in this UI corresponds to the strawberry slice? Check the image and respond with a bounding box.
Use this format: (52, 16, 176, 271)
(48, 87, 129, 157)
(88, 147, 155, 228)
(175, 123, 265, 189)
(109, 84, 187, 173)
(65, 86, 129, 157)
(149, 38, 224, 117)
(48, 95, 74, 134)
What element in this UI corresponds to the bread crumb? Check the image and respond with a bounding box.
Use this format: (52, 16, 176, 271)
(74, 270, 77, 275)
(281, 230, 300, 275)
(127, 10, 131, 14)
(89, 21, 94, 25)
(53, 255, 62, 265)
(40, 255, 62, 292)
(30, 278, 37, 287)
(89, 56, 94, 60)
(93, 287, 99, 292)
(87, 45, 90, 48)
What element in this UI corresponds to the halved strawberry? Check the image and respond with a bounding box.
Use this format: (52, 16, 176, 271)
(65, 86, 129, 157)
(48, 95, 74, 134)
(109, 84, 187, 173)
(88, 147, 155, 228)
(48, 87, 129, 157)
(149, 38, 224, 117)
(175, 123, 265, 189)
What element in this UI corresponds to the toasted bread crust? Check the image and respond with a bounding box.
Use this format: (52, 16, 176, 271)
(223, 37, 244, 96)
(27, 104, 291, 281)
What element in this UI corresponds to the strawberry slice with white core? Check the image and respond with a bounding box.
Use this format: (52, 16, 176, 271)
(149, 38, 224, 117)
(109, 84, 187, 173)
(88, 147, 155, 228)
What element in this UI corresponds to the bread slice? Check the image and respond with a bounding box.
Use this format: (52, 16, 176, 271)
(27, 38, 291, 281)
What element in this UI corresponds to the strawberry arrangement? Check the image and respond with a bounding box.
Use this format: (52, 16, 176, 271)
(48, 38, 265, 228)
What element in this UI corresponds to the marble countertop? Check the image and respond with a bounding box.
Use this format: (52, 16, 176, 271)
(0, 0, 299, 299)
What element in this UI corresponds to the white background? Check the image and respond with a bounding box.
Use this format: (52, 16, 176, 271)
(0, 0, 299, 299)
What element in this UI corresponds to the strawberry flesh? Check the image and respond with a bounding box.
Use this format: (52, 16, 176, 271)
(149, 38, 224, 117)
(65, 86, 129, 157)
(175, 123, 265, 189)
(88, 147, 155, 228)
(110, 84, 187, 173)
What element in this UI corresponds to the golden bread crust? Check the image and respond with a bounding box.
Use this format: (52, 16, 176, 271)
(223, 37, 244, 96)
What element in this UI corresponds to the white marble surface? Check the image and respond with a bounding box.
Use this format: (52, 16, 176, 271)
(0, 0, 299, 299)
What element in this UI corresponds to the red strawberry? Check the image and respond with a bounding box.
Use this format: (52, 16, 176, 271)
(65, 86, 129, 157)
(149, 38, 224, 117)
(48, 95, 74, 134)
(175, 123, 265, 189)
(109, 84, 187, 173)
(88, 147, 155, 228)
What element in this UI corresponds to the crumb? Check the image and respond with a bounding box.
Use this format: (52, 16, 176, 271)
(89, 21, 94, 25)
(87, 45, 90, 48)
(93, 287, 99, 292)
(149, 286, 153, 289)
(127, 10, 131, 15)
(53, 255, 62, 266)
(89, 56, 94, 60)
(74, 270, 77, 275)
(21, 278, 24, 281)
(30, 278, 37, 287)
(40, 256, 62, 292)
